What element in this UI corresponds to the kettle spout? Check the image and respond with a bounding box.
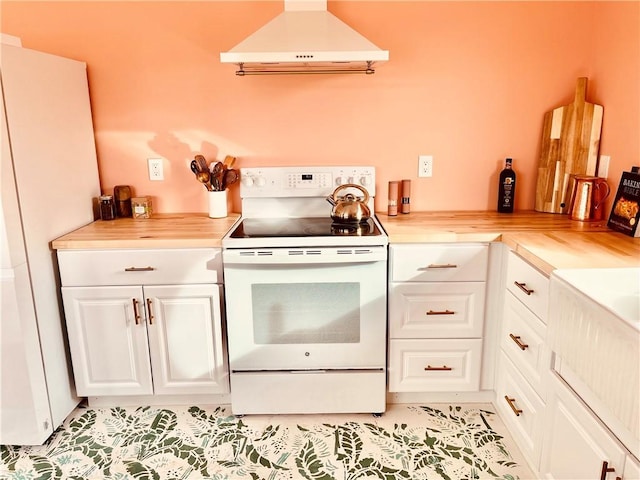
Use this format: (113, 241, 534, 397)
(326, 196, 336, 206)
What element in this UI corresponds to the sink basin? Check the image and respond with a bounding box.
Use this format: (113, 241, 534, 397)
(551, 267, 640, 330)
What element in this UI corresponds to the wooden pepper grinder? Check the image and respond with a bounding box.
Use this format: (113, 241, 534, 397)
(401, 179, 411, 214)
(388, 181, 399, 216)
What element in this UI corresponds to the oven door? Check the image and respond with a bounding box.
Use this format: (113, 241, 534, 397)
(223, 246, 387, 371)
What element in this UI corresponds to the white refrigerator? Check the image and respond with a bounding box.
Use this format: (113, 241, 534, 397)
(0, 35, 101, 445)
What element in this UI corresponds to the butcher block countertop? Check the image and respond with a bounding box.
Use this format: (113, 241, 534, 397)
(52, 211, 639, 276)
(379, 210, 640, 275)
(51, 213, 240, 249)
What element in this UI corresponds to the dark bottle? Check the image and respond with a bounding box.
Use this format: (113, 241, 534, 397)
(497, 158, 516, 213)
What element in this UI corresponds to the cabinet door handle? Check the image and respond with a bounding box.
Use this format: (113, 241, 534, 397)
(419, 263, 458, 270)
(426, 309, 455, 315)
(124, 266, 156, 272)
(424, 365, 452, 371)
(132, 298, 141, 325)
(504, 396, 523, 416)
(600, 461, 616, 480)
(514, 281, 534, 295)
(146, 298, 154, 325)
(509, 334, 529, 350)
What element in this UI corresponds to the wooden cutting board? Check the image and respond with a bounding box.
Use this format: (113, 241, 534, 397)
(535, 77, 603, 213)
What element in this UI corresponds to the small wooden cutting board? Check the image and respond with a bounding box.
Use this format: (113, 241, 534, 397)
(535, 77, 603, 213)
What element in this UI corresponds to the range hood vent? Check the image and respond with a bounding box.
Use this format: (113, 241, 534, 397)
(220, 0, 389, 76)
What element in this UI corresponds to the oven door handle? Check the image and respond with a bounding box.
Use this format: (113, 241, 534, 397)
(223, 247, 387, 265)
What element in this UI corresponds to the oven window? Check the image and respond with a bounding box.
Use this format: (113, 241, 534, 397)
(251, 283, 360, 344)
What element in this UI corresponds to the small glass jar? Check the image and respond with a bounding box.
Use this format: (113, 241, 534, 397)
(99, 195, 116, 221)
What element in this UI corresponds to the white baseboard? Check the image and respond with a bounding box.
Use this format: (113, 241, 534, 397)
(387, 390, 495, 404)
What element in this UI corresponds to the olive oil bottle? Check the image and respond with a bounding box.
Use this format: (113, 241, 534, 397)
(498, 158, 516, 213)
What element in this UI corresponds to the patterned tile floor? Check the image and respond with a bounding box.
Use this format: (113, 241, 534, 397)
(1, 403, 536, 479)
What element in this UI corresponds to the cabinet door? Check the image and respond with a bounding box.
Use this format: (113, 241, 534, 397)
(144, 284, 228, 395)
(61, 286, 153, 396)
(540, 373, 626, 480)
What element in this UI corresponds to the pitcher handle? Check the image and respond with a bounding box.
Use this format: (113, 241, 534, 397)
(593, 179, 611, 210)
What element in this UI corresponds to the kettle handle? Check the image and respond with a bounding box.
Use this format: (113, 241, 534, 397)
(332, 184, 370, 204)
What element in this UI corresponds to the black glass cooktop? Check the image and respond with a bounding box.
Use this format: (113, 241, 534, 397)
(230, 217, 384, 238)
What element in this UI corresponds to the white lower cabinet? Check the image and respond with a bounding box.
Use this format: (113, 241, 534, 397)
(495, 249, 550, 472)
(540, 373, 632, 480)
(62, 284, 227, 396)
(388, 243, 488, 393)
(624, 456, 640, 480)
(58, 248, 228, 398)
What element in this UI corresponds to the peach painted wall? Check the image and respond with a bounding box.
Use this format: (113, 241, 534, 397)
(2, 1, 638, 214)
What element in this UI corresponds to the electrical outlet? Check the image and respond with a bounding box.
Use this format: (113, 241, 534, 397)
(148, 158, 164, 181)
(418, 155, 433, 177)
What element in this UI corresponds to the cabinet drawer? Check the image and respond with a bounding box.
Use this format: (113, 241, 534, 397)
(495, 351, 545, 467)
(389, 282, 486, 338)
(58, 248, 222, 286)
(501, 291, 549, 396)
(506, 251, 549, 322)
(390, 244, 488, 282)
(624, 455, 640, 480)
(388, 338, 482, 392)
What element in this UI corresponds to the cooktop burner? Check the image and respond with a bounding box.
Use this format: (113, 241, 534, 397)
(229, 217, 383, 239)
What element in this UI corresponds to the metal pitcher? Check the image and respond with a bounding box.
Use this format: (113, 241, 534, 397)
(568, 175, 610, 221)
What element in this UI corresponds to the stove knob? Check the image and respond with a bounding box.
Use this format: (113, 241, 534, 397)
(360, 176, 371, 186)
(347, 176, 355, 184)
(255, 176, 267, 187)
(242, 176, 254, 187)
(335, 176, 343, 186)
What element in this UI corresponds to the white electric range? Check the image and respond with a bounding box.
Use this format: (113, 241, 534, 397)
(222, 166, 388, 415)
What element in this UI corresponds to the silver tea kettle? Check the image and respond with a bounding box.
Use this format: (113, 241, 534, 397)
(327, 184, 371, 223)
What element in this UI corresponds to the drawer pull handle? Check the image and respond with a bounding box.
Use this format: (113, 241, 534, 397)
(504, 396, 522, 416)
(132, 298, 141, 325)
(600, 461, 616, 480)
(146, 298, 154, 325)
(420, 263, 458, 270)
(425, 365, 452, 371)
(426, 309, 455, 316)
(514, 281, 534, 295)
(509, 334, 529, 350)
(125, 266, 156, 272)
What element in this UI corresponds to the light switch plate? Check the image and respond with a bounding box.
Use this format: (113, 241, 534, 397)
(598, 155, 610, 178)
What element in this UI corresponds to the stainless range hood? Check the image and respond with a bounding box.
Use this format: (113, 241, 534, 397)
(220, 0, 389, 76)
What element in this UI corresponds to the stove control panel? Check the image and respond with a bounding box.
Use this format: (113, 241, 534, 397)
(240, 166, 376, 198)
